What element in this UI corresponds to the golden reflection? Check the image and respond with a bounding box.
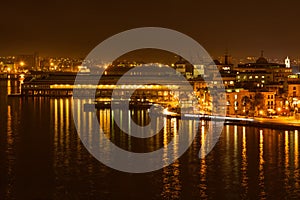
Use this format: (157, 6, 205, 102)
(284, 130, 289, 169)
(128, 110, 131, 145)
(87, 105, 95, 176)
(82, 100, 88, 146)
(200, 126, 206, 161)
(6, 105, 13, 199)
(60, 99, 64, 147)
(65, 99, 71, 167)
(163, 117, 168, 161)
(65, 99, 70, 151)
(295, 130, 299, 190)
(98, 108, 112, 152)
(199, 126, 208, 198)
(54, 99, 58, 158)
(52, 98, 59, 199)
(76, 100, 82, 161)
(259, 130, 266, 197)
(111, 109, 115, 141)
(284, 130, 290, 191)
(226, 125, 230, 148)
(295, 130, 298, 169)
(241, 126, 248, 194)
(161, 118, 181, 199)
(173, 118, 182, 159)
(7, 79, 11, 95)
(234, 125, 238, 157)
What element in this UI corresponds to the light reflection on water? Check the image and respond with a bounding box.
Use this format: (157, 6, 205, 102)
(6, 105, 14, 200)
(1, 81, 300, 199)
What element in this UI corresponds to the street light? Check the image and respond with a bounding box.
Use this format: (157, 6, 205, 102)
(259, 110, 264, 116)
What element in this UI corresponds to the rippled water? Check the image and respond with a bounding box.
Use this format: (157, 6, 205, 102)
(1, 80, 300, 199)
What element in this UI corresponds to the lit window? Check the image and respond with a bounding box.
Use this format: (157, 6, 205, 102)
(255, 76, 258, 79)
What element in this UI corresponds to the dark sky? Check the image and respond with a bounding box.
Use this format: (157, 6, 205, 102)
(1, 0, 300, 59)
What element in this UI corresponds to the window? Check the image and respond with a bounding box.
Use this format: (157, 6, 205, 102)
(255, 76, 258, 79)
(293, 86, 296, 90)
(249, 76, 253, 79)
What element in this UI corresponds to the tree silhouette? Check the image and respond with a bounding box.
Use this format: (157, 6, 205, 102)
(241, 96, 251, 116)
(253, 92, 264, 116)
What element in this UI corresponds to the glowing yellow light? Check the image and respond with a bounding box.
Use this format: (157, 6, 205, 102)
(277, 107, 281, 112)
(20, 61, 25, 67)
(259, 110, 264, 115)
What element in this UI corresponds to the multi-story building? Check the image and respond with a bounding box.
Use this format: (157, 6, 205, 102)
(226, 88, 276, 116)
(235, 52, 292, 92)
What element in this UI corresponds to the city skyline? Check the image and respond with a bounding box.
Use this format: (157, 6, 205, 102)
(1, 0, 300, 58)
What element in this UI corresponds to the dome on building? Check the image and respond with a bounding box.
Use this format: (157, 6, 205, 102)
(256, 56, 268, 64)
(256, 50, 268, 64)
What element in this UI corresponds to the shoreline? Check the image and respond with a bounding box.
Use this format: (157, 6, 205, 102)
(224, 116, 300, 130)
(224, 120, 300, 130)
(177, 114, 300, 130)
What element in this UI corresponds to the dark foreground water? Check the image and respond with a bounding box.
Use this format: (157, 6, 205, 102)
(1, 80, 300, 199)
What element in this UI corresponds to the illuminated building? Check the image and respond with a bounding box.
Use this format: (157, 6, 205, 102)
(235, 52, 292, 91)
(226, 89, 276, 116)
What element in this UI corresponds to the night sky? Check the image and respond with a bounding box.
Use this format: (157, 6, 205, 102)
(1, 0, 300, 59)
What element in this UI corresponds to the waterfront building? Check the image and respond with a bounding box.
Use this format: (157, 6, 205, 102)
(226, 88, 276, 116)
